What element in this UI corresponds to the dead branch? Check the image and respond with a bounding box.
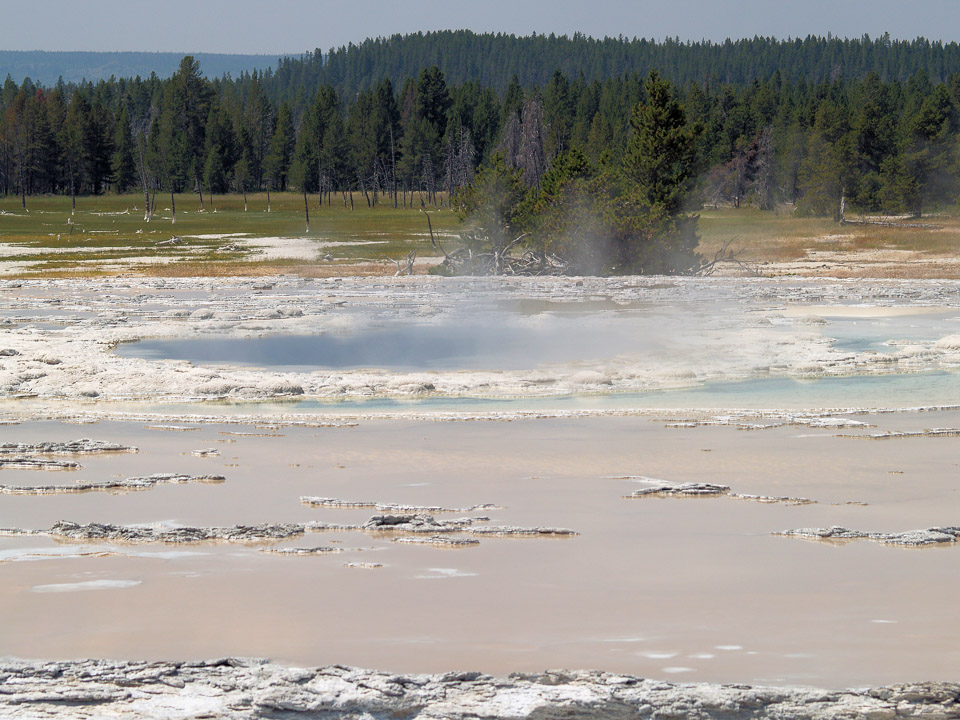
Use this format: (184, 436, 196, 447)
(384, 250, 417, 276)
(500, 233, 529, 255)
(425, 212, 448, 258)
(696, 240, 760, 277)
(840, 217, 942, 229)
(434, 233, 567, 276)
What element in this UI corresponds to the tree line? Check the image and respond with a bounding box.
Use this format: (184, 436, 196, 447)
(2, 48, 960, 222)
(263, 31, 960, 99)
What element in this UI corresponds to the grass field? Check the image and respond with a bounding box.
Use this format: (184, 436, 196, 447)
(697, 206, 960, 265)
(1, 193, 958, 277)
(0, 192, 461, 277)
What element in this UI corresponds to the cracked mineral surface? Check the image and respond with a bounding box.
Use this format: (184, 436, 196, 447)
(774, 525, 960, 546)
(393, 535, 481, 547)
(0, 439, 137, 454)
(300, 496, 501, 513)
(0, 473, 224, 495)
(0, 457, 80, 470)
(9, 513, 574, 544)
(260, 546, 343, 555)
(41, 519, 308, 543)
(626, 480, 817, 505)
(628, 481, 731, 497)
(1, 660, 958, 720)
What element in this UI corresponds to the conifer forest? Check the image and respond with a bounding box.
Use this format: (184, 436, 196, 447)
(3, 31, 960, 272)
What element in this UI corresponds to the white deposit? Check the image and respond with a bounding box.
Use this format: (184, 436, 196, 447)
(0, 276, 959, 413)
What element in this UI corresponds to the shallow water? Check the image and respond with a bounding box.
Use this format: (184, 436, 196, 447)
(115, 370, 960, 417)
(823, 310, 960, 351)
(289, 370, 960, 411)
(0, 415, 958, 688)
(116, 309, 711, 372)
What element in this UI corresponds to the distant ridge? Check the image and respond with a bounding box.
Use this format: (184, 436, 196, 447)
(0, 50, 280, 85)
(6, 32, 960, 94)
(266, 30, 960, 96)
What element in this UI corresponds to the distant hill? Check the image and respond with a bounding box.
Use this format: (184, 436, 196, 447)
(0, 50, 280, 85)
(8, 33, 960, 96)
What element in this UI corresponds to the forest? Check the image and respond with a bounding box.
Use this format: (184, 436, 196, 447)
(2, 32, 960, 271)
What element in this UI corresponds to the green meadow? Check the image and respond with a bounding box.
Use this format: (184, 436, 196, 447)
(0, 192, 461, 277)
(1, 192, 958, 278)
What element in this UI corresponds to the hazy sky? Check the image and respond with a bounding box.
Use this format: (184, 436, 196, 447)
(4, 0, 960, 54)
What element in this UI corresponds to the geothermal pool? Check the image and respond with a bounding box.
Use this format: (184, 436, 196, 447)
(114, 300, 960, 409)
(115, 299, 960, 375)
(116, 314, 679, 371)
(0, 276, 959, 691)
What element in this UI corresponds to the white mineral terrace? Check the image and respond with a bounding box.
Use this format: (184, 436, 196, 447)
(0, 275, 959, 411)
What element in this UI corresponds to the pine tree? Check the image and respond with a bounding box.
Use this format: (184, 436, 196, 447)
(623, 70, 700, 214)
(60, 91, 87, 209)
(264, 102, 295, 192)
(111, 104, 136, 193)
(617, 71, 702, 273)
(900, 84, 959, 216)
(202, 105, 236, 195)
(797, 100, 855, 217)
(543, 70, 574, 158)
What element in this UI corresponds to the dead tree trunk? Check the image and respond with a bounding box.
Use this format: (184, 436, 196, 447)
(390, 124, 398, 209)
(426, 212, 448, 258)
(141, 180, 151, 221)
(359, 171, 371, 207)
(170, 189, 176, 225)
(303, 187, 310, 233)
(385, 250, 417, 276)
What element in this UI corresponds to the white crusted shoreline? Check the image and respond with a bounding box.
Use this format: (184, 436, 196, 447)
(0, 659, 957, 719)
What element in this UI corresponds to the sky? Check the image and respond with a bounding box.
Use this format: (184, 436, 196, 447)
(3, 0, 960, 54)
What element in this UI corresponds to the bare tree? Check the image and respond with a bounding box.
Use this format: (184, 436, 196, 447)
(303, 186, 310, 233)
(753, 127, 775, 210)
(389, 123, 398, 208)
(498, 114, 522, 168)
(518, 97, 547, 188)
(443, 126, 476, 193)
(130, 108, 158, 221)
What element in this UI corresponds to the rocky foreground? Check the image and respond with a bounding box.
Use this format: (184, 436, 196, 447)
(0, 659, 957, 719)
